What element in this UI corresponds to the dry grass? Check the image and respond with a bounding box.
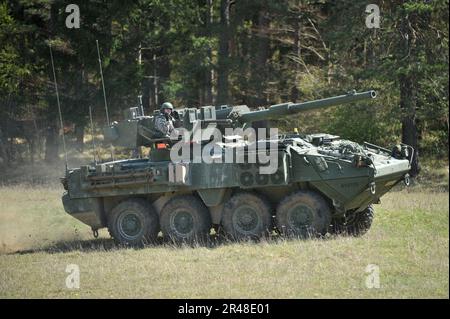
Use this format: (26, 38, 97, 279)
(0, 184, 448, 298)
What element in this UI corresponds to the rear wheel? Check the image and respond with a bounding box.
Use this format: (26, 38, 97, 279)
(160, 195, 211, 244)
(331, 205, 374, 236)
(108, 198, 159, 246)
(221, 192, 272, 240)
(276, 190, 331, 238)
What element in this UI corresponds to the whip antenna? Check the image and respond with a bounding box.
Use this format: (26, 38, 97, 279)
(96, 39, 114, 161)
(49, 43, 68, 171)
(96, 40, 110, 126)
(89, 106, 98, 164)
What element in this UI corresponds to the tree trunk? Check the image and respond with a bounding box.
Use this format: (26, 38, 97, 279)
(0, 94, 11, 167)
(45, 2, 60, 163)
(0, 127, 8, 168)
(291, 12, 301, 102)
(142, 76, 151, 111)
(75, 124, 84, 152)
(158, 17, 171, 104)
(152, 53, 159, 111)
(217, 0, 231, 105)
(75, 63, 86, 153)
(399, 11, 420, 177)
(45, 124, 59, 162)
(253, 9, 270, 106)
(204, 0, 214, 105)
(400, 74, 420, 176)
(29, 138, 35, 164)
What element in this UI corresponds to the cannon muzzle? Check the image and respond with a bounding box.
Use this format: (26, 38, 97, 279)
(238, 90, 376, 123)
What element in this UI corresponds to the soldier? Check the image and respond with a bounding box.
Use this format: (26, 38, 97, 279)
(154, 102, 179, 138)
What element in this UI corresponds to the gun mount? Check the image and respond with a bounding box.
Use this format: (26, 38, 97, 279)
(103, 90, 376, 149)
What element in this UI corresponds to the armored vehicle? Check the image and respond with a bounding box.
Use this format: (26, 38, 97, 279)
(61, 90, 412, 245)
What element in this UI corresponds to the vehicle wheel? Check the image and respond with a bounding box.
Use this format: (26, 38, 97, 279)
(331, 205, 374, 237)
(160, 195, 211, 244)
(108, 198, 159, 246)
(221, 192, 272, 240)
(276, 190, 331, 238)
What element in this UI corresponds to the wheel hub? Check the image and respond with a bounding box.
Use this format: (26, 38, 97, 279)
(233, 206, 259, 232)
(172, 211, 194, 235)
(288, 204, 313, 229)
(118, 212, 142, 239)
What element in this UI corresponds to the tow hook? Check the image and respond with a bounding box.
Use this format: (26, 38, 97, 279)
(92, 228, 99, 238)
(369, 182, 376, 195)
(404, 174, 410, 186)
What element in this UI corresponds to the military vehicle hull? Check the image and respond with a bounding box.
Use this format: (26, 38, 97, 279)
(61, 136, 411, 243)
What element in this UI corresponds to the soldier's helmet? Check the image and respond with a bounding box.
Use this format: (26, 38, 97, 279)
(160, 102, 174, 112)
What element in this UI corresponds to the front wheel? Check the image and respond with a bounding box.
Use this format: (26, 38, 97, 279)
(331, 205, 374, 237)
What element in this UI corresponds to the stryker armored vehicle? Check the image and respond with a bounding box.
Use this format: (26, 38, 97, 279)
(61, 90, 412, 245)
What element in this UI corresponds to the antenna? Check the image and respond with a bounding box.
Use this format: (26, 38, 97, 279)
(49, 43, 69, 171)
(96, 40, 110, 126)
(138, 94, 144, 116)
(89, 106, 98, 164)
(96, 39, 114, 161)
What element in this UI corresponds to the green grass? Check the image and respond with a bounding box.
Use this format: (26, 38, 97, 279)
(0, 185, 448, 298)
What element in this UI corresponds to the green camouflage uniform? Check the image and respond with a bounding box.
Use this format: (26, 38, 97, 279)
(154, 113, 177, 137)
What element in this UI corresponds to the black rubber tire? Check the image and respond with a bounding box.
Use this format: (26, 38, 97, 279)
(331, 205, 374, 237)
(221, 192, 272, 240)
(107, 198, 159, 246)
(276, 190, 331, 238)
(160, 195, 211, 244)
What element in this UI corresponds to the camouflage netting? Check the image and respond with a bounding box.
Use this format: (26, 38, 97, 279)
(317, 140, 368, 161)
(334, 140, 366, 156)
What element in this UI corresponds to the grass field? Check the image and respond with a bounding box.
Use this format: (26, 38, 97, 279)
(0, 182, 448, 298)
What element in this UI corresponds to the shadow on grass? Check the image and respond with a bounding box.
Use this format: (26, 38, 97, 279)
(10, 238, 118, 255)
(9, 235, 235, 255)
(9, 231, 344, 255)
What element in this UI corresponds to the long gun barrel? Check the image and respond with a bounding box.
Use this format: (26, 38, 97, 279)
(237, 90, 376, 123)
